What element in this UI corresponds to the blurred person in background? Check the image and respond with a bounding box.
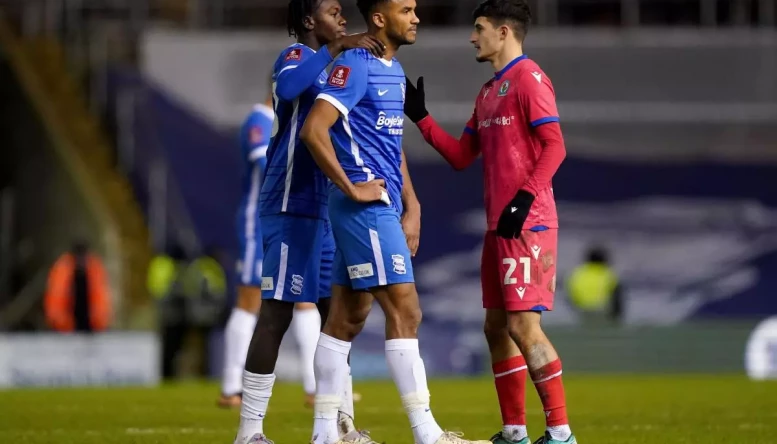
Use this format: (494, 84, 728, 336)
(217, 80, 275, 408)
(148, 242, 190, 379)
(405, 1, 575, 443)
(44, 240, 111, 333)
(565, 246, 623, 325)
(232, 1, 384, 443)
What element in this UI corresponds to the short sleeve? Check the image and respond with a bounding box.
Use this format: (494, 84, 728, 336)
(242, 110, 273, 164)
(273, 45, 315, 80)
(518, 71, 560, 127)
(316, 50, 369, 116)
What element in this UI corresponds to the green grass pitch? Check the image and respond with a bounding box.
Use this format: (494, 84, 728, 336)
(1, 375, 775, 443)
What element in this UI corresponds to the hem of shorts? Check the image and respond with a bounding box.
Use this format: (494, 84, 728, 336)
(485, 221, 559, 232)
(350, 278, 415, 291)
(504, 303, 554, 312)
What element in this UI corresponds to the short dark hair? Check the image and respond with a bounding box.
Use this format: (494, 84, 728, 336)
(287, 0, 319, 38)
(472, 0, 532, 41)
(356, 0, 389, 23)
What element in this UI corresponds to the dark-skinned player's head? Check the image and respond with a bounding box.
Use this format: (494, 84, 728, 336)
(357, 0, 419, 48)
(470, 0, 531, 63)
(287, 0, 348, 45)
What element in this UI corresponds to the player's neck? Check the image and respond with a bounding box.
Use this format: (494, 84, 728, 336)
(298, 34, 322, 51)
(491, 46, 524, 74)
(372, 31, 397, 61)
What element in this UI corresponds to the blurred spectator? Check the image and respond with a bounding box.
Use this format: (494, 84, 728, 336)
(565, 246, 624, 324)
(44, 240, 111, 333)
(148, 243, 226, 378)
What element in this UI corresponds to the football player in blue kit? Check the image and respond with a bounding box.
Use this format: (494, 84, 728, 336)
(232, 1, 385, 444)
(301, 1, 490, 443)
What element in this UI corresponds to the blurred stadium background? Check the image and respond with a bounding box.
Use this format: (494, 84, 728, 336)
(1, 0, 777, 442)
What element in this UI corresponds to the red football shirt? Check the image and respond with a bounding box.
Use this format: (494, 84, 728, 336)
(464, 55, 561, 231)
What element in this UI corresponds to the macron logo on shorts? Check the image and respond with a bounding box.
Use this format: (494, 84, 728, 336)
(261, 277, 274, 291)
(348, 263, 374, 279)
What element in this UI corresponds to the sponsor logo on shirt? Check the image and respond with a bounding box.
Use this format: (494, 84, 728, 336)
(285, 48, 302, 62)
(477, 115, 516, 129)
(348, 263, 374, 279)
(328, 66, 351, 87)
(375, 111, 404, 135)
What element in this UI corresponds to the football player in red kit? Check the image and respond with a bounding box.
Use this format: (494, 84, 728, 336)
(403, 1, 576, 444)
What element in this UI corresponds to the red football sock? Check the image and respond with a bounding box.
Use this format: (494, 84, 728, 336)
(531, 359, 568, 427)
(492, 355, 527, 426)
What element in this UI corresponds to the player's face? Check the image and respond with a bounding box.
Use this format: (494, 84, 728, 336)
(380, 0, 420, 46)
(470, 17, 503, 63)
(312, 0, 348, 43)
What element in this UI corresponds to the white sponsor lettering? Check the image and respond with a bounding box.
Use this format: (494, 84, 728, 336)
(375, 111, 404, 135)
(348, 263, 374, 279)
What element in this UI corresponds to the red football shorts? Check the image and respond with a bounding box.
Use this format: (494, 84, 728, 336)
(481, 229, 558, 312)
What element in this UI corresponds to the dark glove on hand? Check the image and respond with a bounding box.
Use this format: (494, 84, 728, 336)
(404, 76, 429, 123)
(496, 190, 535, 239)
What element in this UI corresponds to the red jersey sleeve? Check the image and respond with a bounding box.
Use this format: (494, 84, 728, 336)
(518, 71, 560, 128)
(517, 70, 566, 196)
(417, 113, 480, 170)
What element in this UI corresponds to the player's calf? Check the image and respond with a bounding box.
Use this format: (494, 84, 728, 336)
(507, 311, 574, 444)
(483, 309, 529, 444)
(235, 299, 295, 442)
(219, 285, 262, 408)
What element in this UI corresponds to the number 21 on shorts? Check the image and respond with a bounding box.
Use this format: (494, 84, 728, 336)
(502, 257, 531, 285)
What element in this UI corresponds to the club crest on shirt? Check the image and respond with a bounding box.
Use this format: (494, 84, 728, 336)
(285, 48, 302, 62)
(498, 80, 510, 97)
(328, 66, 351, 87)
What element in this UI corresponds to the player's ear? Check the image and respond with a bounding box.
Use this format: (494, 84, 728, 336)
(303, 15, 315, 32)
(371, 11, 386, 29)
(499, 24, 509, 41)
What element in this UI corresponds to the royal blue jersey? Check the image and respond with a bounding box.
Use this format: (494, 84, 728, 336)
(237, 104, 273, 241)
(259, 43, 334, 220)
(316, 49, 406, 214)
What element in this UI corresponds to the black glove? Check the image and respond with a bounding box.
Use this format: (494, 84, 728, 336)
(496, 190, 535, 239)
(404, 76, 429, 123)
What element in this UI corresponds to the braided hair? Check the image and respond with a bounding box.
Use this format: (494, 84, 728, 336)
(287, 0, 320, 38)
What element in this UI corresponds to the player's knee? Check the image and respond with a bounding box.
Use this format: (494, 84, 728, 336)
(507, 312, 544, 348)
(384, 303, 422, 338)
(483, 319, 510, 347)
(257, 300, 294, 335)
(236, 286, 262, 312)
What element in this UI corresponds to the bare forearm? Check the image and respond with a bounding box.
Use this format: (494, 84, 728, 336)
(400, 150, 420, 213)
(302, 127, 354, 197)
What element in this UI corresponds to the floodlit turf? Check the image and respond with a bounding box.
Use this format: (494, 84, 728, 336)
(1, 375, 775, 443)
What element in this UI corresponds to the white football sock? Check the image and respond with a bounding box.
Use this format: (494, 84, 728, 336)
(386, 339, 443, 444)
(547, 425, 572, 442)
(236, 371, 275, 440)
(504, 425, 528, 441)
(312, 333, 350, 444)
(292, 307, 321, 395)
(222, 308, 257, 396)
(340, 367, 355, 420)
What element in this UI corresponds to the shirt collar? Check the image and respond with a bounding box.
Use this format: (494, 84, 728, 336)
(494, 54, 527, 80)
